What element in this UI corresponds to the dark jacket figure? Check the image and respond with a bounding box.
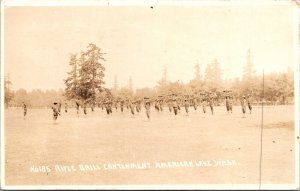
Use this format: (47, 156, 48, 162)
(225, 97, 233, 114)
(52, 103, 60, 121)
(105, 99, 112, 115)
(23, 103, 27, 119)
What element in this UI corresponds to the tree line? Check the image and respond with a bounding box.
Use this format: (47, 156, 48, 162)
(4, 45, 294, 108)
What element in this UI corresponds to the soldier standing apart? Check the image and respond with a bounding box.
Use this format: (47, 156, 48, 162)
(23, 102, 27, 120)
(52, 102, 60, 122)
(247, 95, 252, 114)
(241, 96, 247, 118)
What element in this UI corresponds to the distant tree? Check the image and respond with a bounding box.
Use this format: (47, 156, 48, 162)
(135, 87, 156, 99)
(114, 75, 118, 91)
(194, 62, 202, 81)
(204, 59, 222, 91)
(14, 88, 29, 106)
(128, 76, 133, 92)
(4, 74, 14, 108)
(64, 54, 78, 100)
(65, 43, 106, 103)
(241, 49, 256, 96)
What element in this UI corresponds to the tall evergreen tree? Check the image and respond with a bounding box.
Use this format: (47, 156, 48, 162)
(64, 43, 106, 103)
(64, 54, 78, 100)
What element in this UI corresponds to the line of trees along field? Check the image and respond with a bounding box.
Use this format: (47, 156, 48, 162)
(4, 45, 294, 108)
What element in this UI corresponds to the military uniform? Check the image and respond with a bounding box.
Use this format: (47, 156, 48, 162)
(172, 95, 179, 116)
(241, 96, 247, 117)
(65, 102, 68, 113)
(192, 95, 198, 111)
(158, 96, 164, 112)
(201, 95, 207, 114)
(167, 96, 173, 113)
(184, 96, 189, 115)
(144, 97, 151, 119)
(52, 102, 60, 121)
(120, 100, 124, 112)
(83, 102, 87, 115)
(23, 103, 27, 119)
(208, 98, 213, 115)
(225, 97, 230, 113)
(129, 100, 135, 115)
(247, 96, 252, 114)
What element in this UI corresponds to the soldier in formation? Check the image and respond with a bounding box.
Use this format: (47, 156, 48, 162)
(247, 95, 252, 114)
(76, 101, 80, 116)
(184, 95, 189, 115)
(241, 96, 247, 118)
(144, 97, 151, 120)
(64, 102, 68, 113)
(172, 94, 179, 116)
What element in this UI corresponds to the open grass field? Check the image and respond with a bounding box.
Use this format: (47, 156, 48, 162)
(4, 105, 295, 186)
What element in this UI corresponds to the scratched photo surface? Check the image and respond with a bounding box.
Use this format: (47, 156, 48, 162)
(3, 3, 297, 188)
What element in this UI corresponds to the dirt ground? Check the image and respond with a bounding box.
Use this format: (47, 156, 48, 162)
(4, 105, 295, 187)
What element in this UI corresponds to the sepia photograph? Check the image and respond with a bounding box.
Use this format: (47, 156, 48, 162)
(1, 0, 299, 190)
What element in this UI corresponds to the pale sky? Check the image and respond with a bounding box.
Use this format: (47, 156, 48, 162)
(4, 5, 295, 91)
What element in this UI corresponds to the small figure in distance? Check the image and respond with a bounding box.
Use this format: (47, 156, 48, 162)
(23, 102, 27, 120)
(241, 96, 247, 118)
(52, 102, 60, 123)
